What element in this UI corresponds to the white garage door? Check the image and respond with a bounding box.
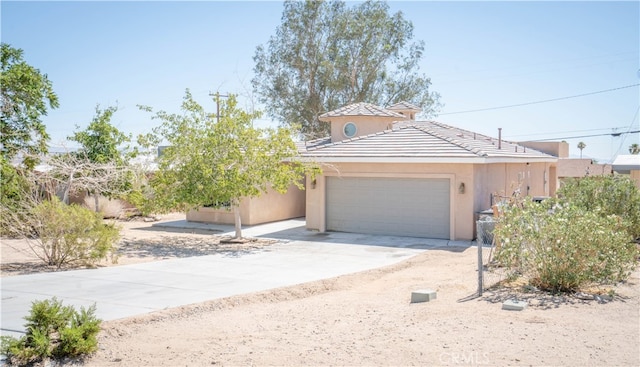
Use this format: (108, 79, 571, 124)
(326, 177, 450, 239)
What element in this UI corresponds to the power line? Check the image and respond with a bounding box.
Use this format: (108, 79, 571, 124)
(530, 130, 640, 142)
(439, 83, 640, 116)
(505, 126, 629, 138)
(611, 105, 640, 159)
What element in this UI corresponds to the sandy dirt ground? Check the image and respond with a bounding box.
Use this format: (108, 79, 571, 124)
(2, 214, 639, 366)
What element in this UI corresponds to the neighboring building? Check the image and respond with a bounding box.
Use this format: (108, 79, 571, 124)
(612, 154, 640, 189)
(519, 141, 612, 182)
(299, 102, 557, 241)
(557, 158, 612, 178)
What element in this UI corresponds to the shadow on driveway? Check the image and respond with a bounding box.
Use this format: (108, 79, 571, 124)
(150, 218, 474, 252)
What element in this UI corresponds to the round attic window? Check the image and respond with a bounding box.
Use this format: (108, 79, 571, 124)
(343, 122, 357, 138)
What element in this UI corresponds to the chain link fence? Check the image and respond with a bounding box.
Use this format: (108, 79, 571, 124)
(476, 216, 506, 295)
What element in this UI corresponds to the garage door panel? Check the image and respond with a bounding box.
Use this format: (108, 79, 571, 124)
(326, 177, 450, 239)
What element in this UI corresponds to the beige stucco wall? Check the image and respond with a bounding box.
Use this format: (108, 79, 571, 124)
(245, 182, 306, 224)
(187, 205, 238, 225)
(631, 170, 640, 189)
(187, 183, 305, 226)
(520, 141, 569, 158)
(473, 162, 554, 209)
(306, 161, 555, 241)
(557, 158, 612, 178)
(328, 116, 402, 142)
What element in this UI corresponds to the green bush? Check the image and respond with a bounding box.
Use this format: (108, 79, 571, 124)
(0, 158, 32, 237)
(0, 298, 101, 366)
(494, 198, 638, 292)
(558, 175, 640, 240)
(30, 197, 120, 269)
(123, 187, 155, 217)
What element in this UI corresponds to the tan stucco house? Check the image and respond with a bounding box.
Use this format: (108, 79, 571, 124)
(519, 141, 612, 180)
(299, 102, 558, 241)
(612, 154, 640, 189)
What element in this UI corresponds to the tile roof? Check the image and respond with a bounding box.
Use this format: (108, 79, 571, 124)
(319, 102, 404, 119)
(299, 121, 556, 163)
(386, 101, 422, 112)
(612, 154, 640, 172)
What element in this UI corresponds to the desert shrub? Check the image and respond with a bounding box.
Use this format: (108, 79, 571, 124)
(494, 198, 638, 292)
(558, 175, 640, 240)
(0, 298, 101, 366)
(30, 197, 120, 269)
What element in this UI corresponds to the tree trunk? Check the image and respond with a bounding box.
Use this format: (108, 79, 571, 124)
(62, 177, 73, 205)
(233, 205, 242, 239)
(94, 193, 100, 213)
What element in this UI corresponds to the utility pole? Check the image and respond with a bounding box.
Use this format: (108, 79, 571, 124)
(209, 91, 229, 122)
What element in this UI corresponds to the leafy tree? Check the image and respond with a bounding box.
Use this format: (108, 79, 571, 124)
(68, 105, 131, 165)
(0, 156, 30, 229)
(68, 105, 134, 212)
(1, 43, 59, 169)
(139, 90, 316, 238)
(1, 43, 58, 221)
(252, 0, 440, 139)
(629, 143, 640, 155)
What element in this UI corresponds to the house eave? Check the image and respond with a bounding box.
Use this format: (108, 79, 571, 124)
(296, 156, 557, 164)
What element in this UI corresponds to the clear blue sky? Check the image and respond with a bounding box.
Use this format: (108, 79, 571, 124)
(2, 0, 638, 162)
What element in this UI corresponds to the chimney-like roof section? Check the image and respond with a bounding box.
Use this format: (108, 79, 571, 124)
(319, 102, 404, 121)
(386, 101, 422, 113)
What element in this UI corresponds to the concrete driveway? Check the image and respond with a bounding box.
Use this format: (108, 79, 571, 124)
(1, 218, 471, 338)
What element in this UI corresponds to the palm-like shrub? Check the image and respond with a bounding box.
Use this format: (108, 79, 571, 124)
(0, 298, 101, 366)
